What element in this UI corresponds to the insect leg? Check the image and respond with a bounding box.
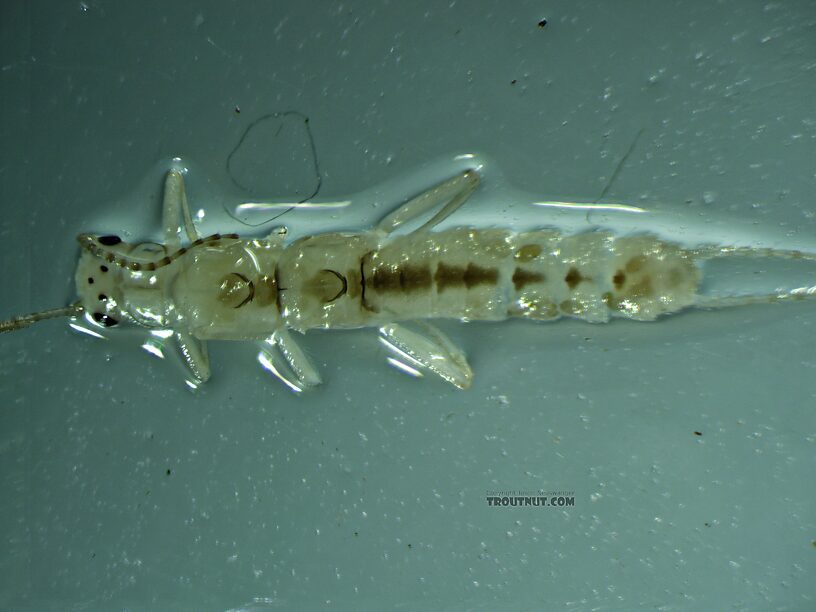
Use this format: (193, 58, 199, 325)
(379, 321, 473, 389)
(257, 329, 322, 391)
(162, 169, 200, 251)
(174, 330, 211, 384)
(376, 170, 480, 235)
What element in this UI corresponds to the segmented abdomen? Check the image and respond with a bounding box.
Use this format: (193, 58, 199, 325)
(363, 228, 701, 324)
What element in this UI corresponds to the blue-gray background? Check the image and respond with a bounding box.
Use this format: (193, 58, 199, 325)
(1, 1, 815, 610)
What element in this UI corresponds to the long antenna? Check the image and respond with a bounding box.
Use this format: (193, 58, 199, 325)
(0, 301, 84, 334)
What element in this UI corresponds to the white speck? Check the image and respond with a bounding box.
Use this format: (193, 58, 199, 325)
(648, 68, 666, 84)
(702, 191, 716, 205)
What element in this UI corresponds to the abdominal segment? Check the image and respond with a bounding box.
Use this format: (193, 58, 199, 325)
(362, 229, 701, 324)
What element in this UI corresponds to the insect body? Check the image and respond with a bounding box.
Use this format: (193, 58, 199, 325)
(1, 168, 813, 390)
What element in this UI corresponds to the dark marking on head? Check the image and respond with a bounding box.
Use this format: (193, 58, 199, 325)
(98, 235, 121, 246)
(92, 312, 118, 327)
(564, 267, 585, 289)
(87, 277, 94, 284)
(98, 294, 107, 301)
(100, 265, 109, 273)
(512, 268, 544, 291)
(613, 270, 626, 289)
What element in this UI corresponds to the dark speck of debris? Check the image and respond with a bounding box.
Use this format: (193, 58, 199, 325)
(704, 522, 710, 527)
(407, 543, 412, 549)
(694, 431, 702, 436)
(511, 79, 517, 85)
(354, 531, 359, 537)
(234, 106, 241, 114)
(166, 468, 172, 476)
(538, 19, 547, 28)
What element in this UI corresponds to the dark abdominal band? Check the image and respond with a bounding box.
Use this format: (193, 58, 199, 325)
(359, 253, 503, 311)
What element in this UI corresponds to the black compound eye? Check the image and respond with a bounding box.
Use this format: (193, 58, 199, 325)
(98, 235, 122, 246)
(92, 312, 119, 327)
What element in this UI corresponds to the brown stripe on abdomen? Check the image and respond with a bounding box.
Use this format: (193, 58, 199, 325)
(435, 262, 499, 292)
(512, 268, 544, 290)
(371, 264, 433, 293)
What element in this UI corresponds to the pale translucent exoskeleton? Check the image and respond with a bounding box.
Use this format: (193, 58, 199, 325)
(3, 168, 816, 390)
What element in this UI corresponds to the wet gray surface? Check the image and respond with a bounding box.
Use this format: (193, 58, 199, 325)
(1, 1, 815, 610)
